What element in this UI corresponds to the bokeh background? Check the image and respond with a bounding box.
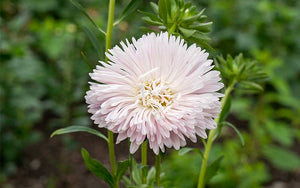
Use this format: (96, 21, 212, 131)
(1, 0, 300, 188)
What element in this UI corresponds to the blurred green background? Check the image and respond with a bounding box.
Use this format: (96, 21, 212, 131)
(0, 0, 299, 187)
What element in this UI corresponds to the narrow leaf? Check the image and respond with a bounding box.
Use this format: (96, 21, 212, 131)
(238, 81, 264, 92)
(182, 9, 205, 22)
(70, 0, 105, 35)
(114, 0, 141, 26)
(178, 147, 195, 155)
(218, 95, 232, 124)
(142, 17, 163, 26)
(179, 27, 196, 38)
(81, 51, 94, 70)
(158, 0, 169, 23)
(81, 148, 114, 187)
(223, 122, 245, 146)
(116, 160, 130, 182)
(204, 155, 224, 184)
(82, 25, 103, 58)
(150, 2, 159, 14)
(51, 125, 108, 142)
(132, 159, 142, 184)
(138, 10, 162, 22)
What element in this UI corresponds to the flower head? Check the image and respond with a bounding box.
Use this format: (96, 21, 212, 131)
(85, 32, 223, 154)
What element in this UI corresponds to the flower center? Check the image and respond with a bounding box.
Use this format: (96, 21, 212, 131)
(137, 79, 174, 110)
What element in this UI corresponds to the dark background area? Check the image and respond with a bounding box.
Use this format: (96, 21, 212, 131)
(1, 0, 300, 187)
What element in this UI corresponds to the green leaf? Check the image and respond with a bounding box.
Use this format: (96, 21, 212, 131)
(182, 9, 205, 22)
(81, 148, 114, 187)
(142, 17, 163, 26)
(70, 0, 105, 35)
(188, 22, 212, 32)
(132, 159, 142, 184)
(139, 10, 162, 23)
(238, 81, 264, 92)
(150, 2, 159, 14)
(179, 27, 196, 38)
(222, 122, 245, 146)
(81, 51, 94, 70)
(218, 95, 232, 124)
(51, 125, 108, 142)
(178, 147, 204, 159)
(158, 0, 169, 23)
(204, 155, 224, 184)
(116, 160, 130, 182)
(178, 147, 195, 155)
(146, 167, 156, 184)
(114, 0, 141, 26)
(262, 145, 300, 171)
(82, 25, 103, 58)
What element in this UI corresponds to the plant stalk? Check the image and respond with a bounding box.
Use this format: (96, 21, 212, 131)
(105, 0, 117, 187)
(155, 154, 161, 186)
(197, 84, 234, 188)
(141, 141, 148, 184)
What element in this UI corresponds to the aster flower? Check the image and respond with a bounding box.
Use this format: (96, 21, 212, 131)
(85, 32, 223, 154)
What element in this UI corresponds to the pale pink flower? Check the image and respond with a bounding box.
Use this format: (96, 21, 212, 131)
(85, 32, 223, 154)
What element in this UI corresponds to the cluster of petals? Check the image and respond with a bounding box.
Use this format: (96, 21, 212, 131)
(85, 32, 223, 154)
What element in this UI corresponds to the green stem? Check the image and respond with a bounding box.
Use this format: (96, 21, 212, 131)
(168, 22, 177, 35)
(197, 84, 234, 188)
(141, 141, 148, 184)
(155, 154, 161, 187)
(106, 1, 116, 187)
(108, 131, 118, 188)
(105, 0, 115, 58)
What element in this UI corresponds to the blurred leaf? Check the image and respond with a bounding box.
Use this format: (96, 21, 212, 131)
(238, 81, 264, 92)
(146, 167, 156, 184)
(178, 147, 203, 159)
(82, 25, 103, 58)
(150, 2, 159, 14)
(51, 125, 108, 142)
(218, 95, 232, 124)
(179, 27, 196, 38)
(204, 155, 224, 184)
(158, 0, 169, 23)
(178, 147, 195, 155)
(116, 160, 130, 182)
(265, 121, 295, 146)
(81, 148, 114, 187)
(132, 159, 142, 184)
(142, 17, 162, 26)
(222, 122, 245, 146)
(70, 0, 105, 35)
(262, 145, 300, 171)
(81, 51, 94, 70)
(114, 0, 141, 26)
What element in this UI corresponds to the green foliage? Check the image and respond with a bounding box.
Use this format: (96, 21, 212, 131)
(221, 122, 245, 146)
(141, 0, 212, 49)
(116, 160, 130, 183)
(114, 0, 142, 26)
(214, 54, 268, 91)
(123, 158, 164, 188)
(50, 125, 108, 142)
(262, 145, 300, 172)
(204, 156, 224, 184)
(81, 148, 114, 187)
(70, 0, 106, 35)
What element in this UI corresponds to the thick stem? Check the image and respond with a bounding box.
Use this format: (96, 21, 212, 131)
(106, 0, 117, 187)
(155, 154, 161, 187)
(141, 141, 148, 184)
(197, 84, 234, 188)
